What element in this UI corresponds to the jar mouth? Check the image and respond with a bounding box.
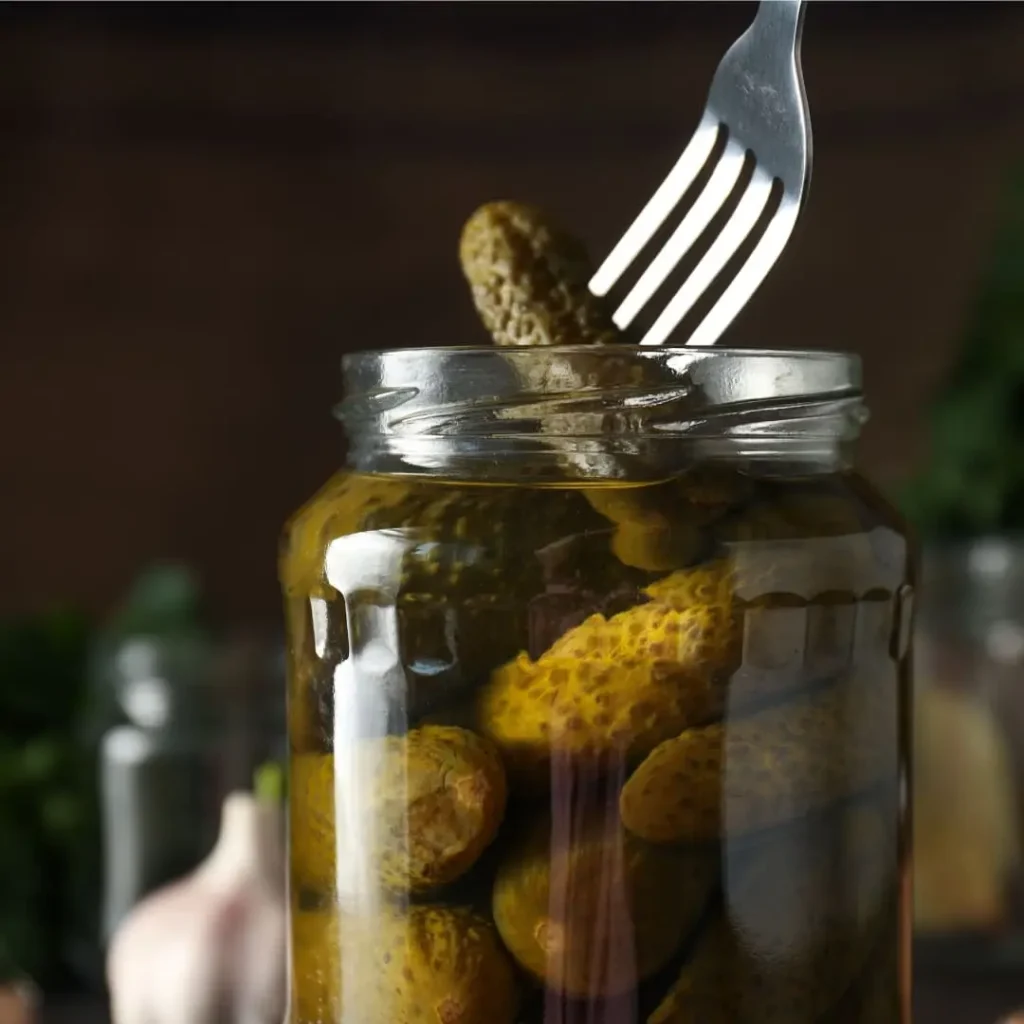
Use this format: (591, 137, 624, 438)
(338, 345, 866, 477)
(342, 344, 859, 363)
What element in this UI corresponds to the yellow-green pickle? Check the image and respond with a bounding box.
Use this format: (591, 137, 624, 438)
(281, 202, 912, 1022)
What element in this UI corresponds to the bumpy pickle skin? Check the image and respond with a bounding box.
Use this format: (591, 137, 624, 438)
(492, 814, 717, 999)
(650, 803, 895, 1024)
(371, 726, 508, 892)
(477, 562, 742, 782)
(620, 672, 898, 843)
(290, 726, 507, 896)
(459, 201, 618, 348)
(359, 906, 519, 1024)
(291, 905, 519, 1024)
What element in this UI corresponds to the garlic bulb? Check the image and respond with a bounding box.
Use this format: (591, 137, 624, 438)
(107, 791, 286, 1024)
(0, 983, 36, 1024)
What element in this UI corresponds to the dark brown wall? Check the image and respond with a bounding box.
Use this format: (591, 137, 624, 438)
(2, 5, 1023, 625)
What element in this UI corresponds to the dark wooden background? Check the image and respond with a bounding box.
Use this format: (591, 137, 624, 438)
(2, 1, 1023, 628)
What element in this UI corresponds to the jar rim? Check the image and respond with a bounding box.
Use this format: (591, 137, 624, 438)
(339, 345, 862, 416)
(338, 345, 866, 476)
(342, 344, 860, 365)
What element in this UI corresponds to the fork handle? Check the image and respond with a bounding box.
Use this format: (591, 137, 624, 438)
(752, 0, 807, 49)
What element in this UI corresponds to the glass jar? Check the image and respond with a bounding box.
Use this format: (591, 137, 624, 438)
(914, 538, 1024, 960)
(280, 346, 913, 1024)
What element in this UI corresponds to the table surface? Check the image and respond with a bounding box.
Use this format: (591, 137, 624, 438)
(37, 973, 1024, 1024)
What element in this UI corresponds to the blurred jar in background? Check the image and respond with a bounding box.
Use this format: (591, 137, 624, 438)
(89, 566, 285, 945)
(914, 539, 1024, 939)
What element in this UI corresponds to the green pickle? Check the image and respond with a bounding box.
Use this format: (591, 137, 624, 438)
(459, 201, 619, 349)
(282, 201, 909, 1022)
(619, 669, 898, 843)
(650, 802, 896, 1023)
(492, 814, 717, 998)
(290, 904, 519, 1024)
(477, 560, 742, 783)
(291, 726, 507, 896)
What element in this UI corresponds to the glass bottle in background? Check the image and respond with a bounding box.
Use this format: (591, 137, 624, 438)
(915, 540, 1024, 948)
(896, 162, 1024, 971)
(90, 565, 216, 945)
(213, 631, 288, 795)
(90, 565, 286, 945)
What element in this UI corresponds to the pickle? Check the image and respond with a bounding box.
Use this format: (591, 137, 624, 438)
(492, 814, 716, 998)
(650, 803, 895, 1023)
(372, 726, 507, 892)
(291, 905, 519, 1024)
(620, 672, 897, 843)
(716, 479, 874, 544)
(715, 480, 905, 607)
(459, 201, 618, 348)
(477, 562, 741, 782)
(587, 466, 756, 571)
(292, 727, 507, 896)
(679, 464, 757, 520)
(724, 803, 894, 1021)
(361, 905, 519, 1024)
(458, 201, 695, 558)
(585, 483, 706, 572)
(647, 916, 732, 1024)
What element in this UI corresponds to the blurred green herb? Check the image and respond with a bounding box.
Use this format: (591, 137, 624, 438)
(901, 166, 1024, 536)
(254, 759, 286, 804)
(0, 610, 97, 986)
(105, 563, 203, 638)
(83, 563, 207, 747)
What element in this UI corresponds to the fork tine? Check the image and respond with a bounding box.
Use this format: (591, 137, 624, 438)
(684, 197, 799, 348)
(589, 111, 721, 298)
(612, 138, 746, 330)
(639, 167, 774, 347)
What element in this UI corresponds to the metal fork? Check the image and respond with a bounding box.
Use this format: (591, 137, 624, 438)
(589, 0, 811, 348)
